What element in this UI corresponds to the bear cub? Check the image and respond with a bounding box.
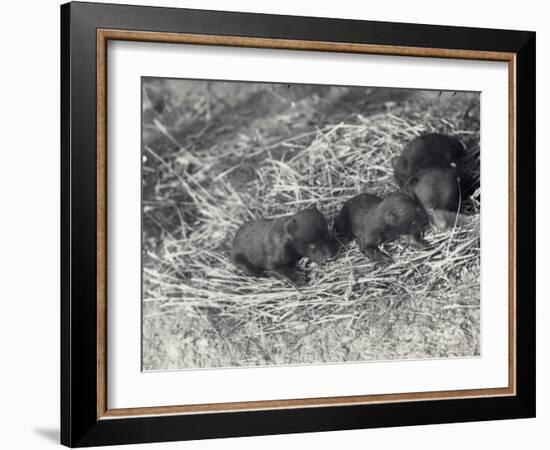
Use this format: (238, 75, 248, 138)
(334, 192, 429, 262)
(391, 133, 466, 188)
(403, 167, 466, 229)
(231, 205, 337, 286)
(392, 133, 470, 229)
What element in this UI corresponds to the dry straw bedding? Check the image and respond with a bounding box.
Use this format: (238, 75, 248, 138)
(142, 85, 480, 370)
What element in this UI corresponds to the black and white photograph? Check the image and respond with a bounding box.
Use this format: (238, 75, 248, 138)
(141, 78, 481, 371)
(1, 0, 542, 446)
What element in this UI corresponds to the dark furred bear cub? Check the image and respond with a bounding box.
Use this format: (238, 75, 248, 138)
(334, 192, 428, 262)
(405, 167, 466, 229)
(392, 133, 466, 188)
(231, 205, 337, 286)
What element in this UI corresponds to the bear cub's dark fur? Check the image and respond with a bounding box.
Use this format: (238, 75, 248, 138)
(334, 192, 428, 262)
(404, 167, 466, 229)
(391, 133, 466, 188)
(392, 133, 471, 229)
(231, 205, 337, 285)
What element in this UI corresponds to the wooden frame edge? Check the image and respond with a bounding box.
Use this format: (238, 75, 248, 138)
(508, 55, 517, 395)
(96, 28, 517, 421)
(98, 28, 515, 61)
(100, 387, 515, 419)
(97, 29, 108, 419)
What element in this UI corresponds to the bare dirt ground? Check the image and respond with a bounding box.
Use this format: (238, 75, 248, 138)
(141, 79, 480, 370)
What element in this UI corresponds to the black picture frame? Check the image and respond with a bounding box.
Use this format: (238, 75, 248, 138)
(61, 1, 535, 447)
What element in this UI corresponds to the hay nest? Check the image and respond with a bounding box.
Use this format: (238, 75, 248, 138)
(142, 83, 480, 370)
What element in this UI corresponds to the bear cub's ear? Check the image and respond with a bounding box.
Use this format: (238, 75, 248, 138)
(385, 210, 399, 226)
(405, 174, 420, 187)
(392, 155, 412, 179)
(285, 217, 298, 234)
(391, 155, 406, 170)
